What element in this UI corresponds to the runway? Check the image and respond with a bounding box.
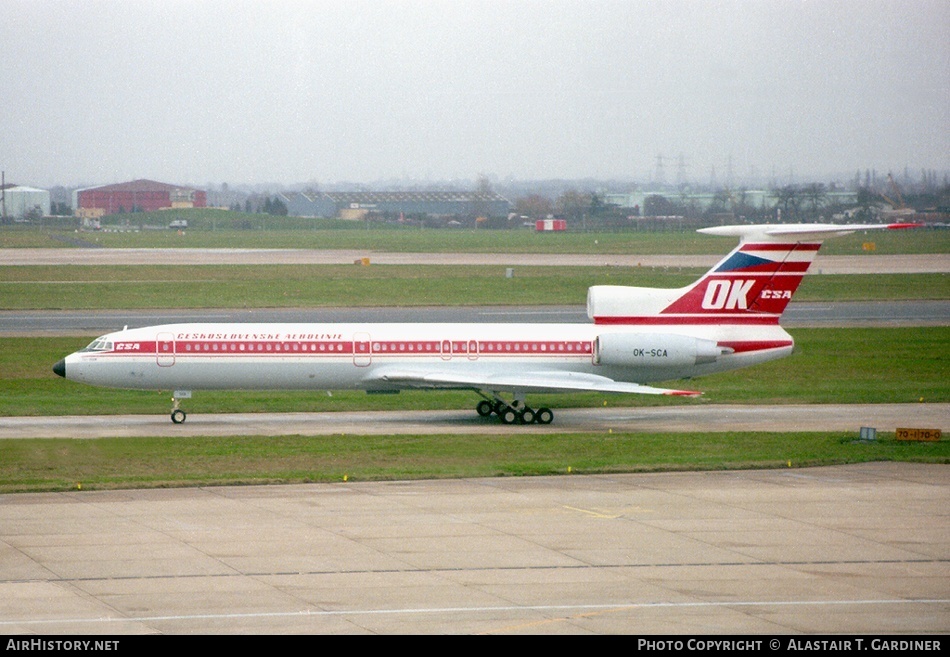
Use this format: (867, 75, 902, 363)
(2, 300, 948, 335)
(3, 247, 949, 273)
(1, 462, 946, 634)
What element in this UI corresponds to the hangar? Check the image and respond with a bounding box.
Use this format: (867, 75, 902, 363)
(279, 190, 510, 220)
(75, 179, 207, 219)
(0, 184, 50, 220)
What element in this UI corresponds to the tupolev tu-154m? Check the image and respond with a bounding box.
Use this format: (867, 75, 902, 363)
(53, 223, 918, 425)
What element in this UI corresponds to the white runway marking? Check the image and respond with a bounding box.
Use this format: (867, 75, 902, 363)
(4, 598, 947, 628)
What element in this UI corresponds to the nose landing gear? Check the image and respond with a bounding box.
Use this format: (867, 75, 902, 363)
(170, 391, 191, 424)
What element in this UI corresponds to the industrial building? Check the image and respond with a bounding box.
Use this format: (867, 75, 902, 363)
(603, 189, 859, 216)
(279, 190, 510, 219)
(75, 179, 207, 219)
(0, 185, 51, 220)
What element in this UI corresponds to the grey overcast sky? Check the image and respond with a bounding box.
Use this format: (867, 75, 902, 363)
(2, 0, 948, 188)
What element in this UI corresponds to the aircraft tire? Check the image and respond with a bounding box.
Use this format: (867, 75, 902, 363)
(520, 407, 536, 424)
(476, 400, 494, 417)
(535, 408, 554, 425)
(500, 408, 519, 424)
(171, 409, 187, 424)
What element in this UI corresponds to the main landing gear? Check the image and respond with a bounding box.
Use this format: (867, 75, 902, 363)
(475, 395, 554, 425)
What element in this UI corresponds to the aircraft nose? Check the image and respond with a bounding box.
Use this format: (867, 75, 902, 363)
(53, 359, 66, 378)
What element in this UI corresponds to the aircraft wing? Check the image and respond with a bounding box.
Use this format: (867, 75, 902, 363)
(370, 368, 702, 397)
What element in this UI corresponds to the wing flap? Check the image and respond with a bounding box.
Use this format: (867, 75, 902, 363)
(371, 368, 701, 397)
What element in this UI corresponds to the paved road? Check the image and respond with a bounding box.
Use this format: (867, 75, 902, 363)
(3, 247, 949, 272)
(2, 300, 947, 335)
(2, 403, 945, 439)
(1, 463, 946, 634)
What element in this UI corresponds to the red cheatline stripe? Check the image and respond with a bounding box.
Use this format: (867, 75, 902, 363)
(711, 269, 811, 274)
(717, 340, 793, 353)
(105, 339, 792, 357)
(106, 340, 598, 356)
(594, 315, 780, 325)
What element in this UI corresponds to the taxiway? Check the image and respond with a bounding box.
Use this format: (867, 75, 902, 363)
(1, 403, 947, 439)
(3, 247, 948, 273)
(1, 463, 946, 634)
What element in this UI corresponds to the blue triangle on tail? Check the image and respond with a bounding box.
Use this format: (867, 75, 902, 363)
(715, 251, 773, 272)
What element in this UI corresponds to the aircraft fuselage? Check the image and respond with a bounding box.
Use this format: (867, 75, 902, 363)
(57, 321, 792, 393)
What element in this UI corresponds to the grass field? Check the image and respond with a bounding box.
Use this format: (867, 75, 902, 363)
(1, 265, 946, 309)
(3, 219, 948, 254)
(3, 430, 947, 493)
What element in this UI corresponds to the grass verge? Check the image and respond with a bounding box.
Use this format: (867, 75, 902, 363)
(1, 264, 946, 309)
(3, 222, 948, 254)
(2, 431, 947, 493)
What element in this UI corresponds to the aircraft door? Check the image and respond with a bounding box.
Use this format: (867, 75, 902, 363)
(157, 332, 175, 367)
(353, 332, 372, 367)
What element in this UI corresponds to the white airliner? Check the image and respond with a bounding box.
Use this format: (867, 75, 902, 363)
(53, 223, 918, 425)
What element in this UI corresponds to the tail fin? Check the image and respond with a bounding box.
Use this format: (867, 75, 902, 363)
(588, 223, 920, 326)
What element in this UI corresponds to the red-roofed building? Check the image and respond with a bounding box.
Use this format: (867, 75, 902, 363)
(76, 179, 207, 218)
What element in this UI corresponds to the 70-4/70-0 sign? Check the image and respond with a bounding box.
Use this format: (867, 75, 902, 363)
(896, 428, 942, 441)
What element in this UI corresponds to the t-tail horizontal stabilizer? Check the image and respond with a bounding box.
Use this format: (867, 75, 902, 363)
(589, 222, 921, 325)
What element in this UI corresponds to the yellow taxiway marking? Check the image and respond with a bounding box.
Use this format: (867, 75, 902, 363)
(561, 505, 654, 519)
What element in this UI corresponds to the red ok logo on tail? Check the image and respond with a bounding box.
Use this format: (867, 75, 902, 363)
(700, 279, 756, 310)
(661, 241, 821, 318)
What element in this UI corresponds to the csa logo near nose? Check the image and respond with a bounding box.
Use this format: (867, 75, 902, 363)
(701, 279, 755, 310)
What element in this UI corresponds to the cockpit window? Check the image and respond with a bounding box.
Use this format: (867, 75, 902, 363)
(82, 339, 113, 352)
